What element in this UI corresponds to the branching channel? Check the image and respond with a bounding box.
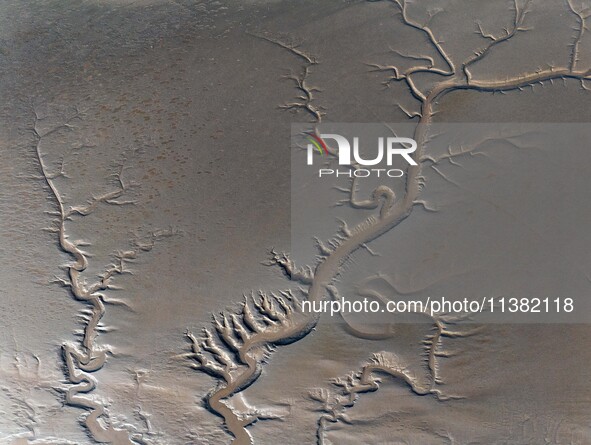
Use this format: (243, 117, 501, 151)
(33, 107, 176, 444)
(188, 1, 591, 444)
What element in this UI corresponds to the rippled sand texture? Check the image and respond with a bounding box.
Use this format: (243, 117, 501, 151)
(1, 0, 591, 444)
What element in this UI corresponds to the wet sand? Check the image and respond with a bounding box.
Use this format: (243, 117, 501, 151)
(1, 0, 591, 444)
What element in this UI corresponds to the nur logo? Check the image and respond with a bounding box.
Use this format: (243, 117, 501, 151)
(304, 132, 418, 166)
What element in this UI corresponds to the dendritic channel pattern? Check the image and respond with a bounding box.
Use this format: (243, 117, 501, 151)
(32, 106, 176, 444)
(188, 1, 591, 443)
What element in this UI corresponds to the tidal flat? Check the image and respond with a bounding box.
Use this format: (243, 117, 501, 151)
(1, 0, 591, 444)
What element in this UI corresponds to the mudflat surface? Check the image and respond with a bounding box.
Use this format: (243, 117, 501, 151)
(1, 1, 591, 444)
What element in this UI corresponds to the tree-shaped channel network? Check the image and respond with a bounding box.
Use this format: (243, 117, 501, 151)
(183, 0, 589, 443)
(33, 106, 178, 444)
